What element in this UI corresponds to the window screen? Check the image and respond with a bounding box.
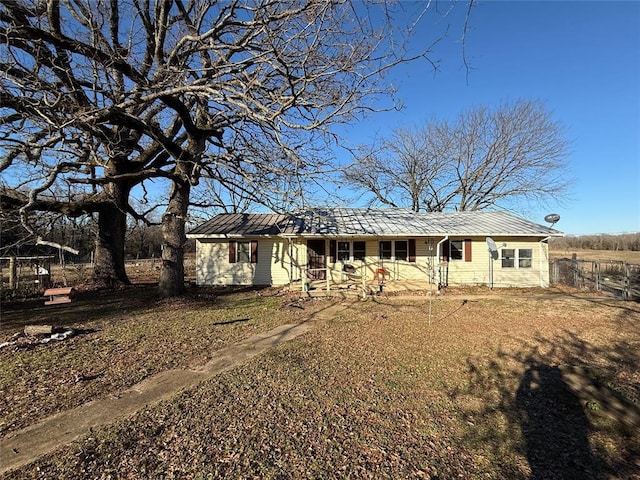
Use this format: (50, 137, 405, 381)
(395, 241, 408, 261)
(450, 240, 463, 260)
(501, 248, 515, 268)
(337, 241, 350, 261)
(379, 241, 392, 260)
(237, 241, 251, 263)
(518, 249, 532, 268)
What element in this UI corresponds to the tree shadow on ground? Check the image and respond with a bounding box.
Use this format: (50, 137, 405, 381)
(454, 307, 640, 479)
(0, 284, 279, 333)
(0, 285, 160, 331)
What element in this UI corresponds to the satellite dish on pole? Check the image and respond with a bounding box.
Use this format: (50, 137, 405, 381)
(544, 213, 560, 227)
(486, 237, 498, 289)
(486, 237, 499, 260)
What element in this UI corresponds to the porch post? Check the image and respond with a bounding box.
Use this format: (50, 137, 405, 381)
(301, 239, 308, 293)
(287, 237, 292, 290)
(326, 239, 330, 292)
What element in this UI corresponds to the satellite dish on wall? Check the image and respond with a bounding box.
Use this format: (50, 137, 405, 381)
(544, 213, 561, 227)
(486, 237, 499, 260)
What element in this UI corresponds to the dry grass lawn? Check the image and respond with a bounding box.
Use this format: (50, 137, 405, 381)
(1, 289, 639, 479)
(0, 286, 329, 435)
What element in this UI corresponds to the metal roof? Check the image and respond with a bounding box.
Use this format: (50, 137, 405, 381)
(188, 213, 304, 236)
(188, 208, 562, 238)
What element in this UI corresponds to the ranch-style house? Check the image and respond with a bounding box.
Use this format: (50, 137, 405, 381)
(187, 208, 563, 291)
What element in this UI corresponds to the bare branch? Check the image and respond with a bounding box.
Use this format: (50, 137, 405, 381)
(345, 99, 571, 213)
(0, 0, 472, 292)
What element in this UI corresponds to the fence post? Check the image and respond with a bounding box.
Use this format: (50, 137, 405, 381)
(623, 262, 631, 300)
(595, 261, 601, 292)
(9, 256, 17, 290)
(571, 254, 578, 288)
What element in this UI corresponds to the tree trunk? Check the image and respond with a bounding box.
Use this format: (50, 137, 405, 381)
(93, 181, 131, 287)
(159, 178, 190, 297)
(159, 114, 206, 297)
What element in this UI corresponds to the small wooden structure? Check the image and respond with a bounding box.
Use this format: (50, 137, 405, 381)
(1, 255, 54, 290)
(44, 287, 74, 305)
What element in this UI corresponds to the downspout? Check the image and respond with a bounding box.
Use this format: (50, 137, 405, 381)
(539, 236, 551, 288)
(436, 236, 449, 289)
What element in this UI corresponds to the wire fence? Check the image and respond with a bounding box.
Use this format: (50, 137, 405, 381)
(0, 256, 56, 298)
(1, 256, 196, 301)
(550, 257, 640, 300)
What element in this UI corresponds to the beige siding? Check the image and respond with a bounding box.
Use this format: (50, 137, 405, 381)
(197, 236, 551, 288)
(195, 238, 301, 286)
(322, 237, 550, 288)
(445, 237, 549, 288)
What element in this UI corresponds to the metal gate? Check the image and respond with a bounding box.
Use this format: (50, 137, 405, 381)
(550, 258, 639, 300)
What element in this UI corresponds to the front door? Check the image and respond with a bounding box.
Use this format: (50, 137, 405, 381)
(307, 240, 326, 280)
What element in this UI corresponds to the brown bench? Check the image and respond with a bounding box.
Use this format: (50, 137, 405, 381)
(44, 287, 75, 306)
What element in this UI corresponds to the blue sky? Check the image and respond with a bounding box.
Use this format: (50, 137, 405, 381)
(339, 1, 640, 235)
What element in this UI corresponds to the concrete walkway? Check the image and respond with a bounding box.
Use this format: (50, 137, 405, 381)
(0, 301, 354, 475)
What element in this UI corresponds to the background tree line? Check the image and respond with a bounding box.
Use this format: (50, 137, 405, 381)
(0, 207, 172, 260)
(550, 233, 640, 252)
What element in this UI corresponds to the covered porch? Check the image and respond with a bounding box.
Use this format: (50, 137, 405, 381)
(297, 268, 439, 297)
(296, 235, 446, 297)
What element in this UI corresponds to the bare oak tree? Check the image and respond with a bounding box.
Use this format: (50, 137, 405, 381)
(1, 0, 470, 295)
(345, 99, 571, 212)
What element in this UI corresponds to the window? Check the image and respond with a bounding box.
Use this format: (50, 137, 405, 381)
(229, 241, 257, 264)
(237, 241, 251, 263)
(337, 241, 350, 261)
(379, 241, 392, 259)
(518, 249, 532, 268)
(501, 249, 515, 268)
(334, 241, 366, 262)
(377, 240, 417, 261)
(353, 241, 366, 261)
(501, 248, 532, 268)
(450, 240, 463, 260)
(394, 241, 408, 261)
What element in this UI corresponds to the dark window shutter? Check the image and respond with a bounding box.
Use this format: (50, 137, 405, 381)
(329, 240, 336, 263)
(408, 239, 416, 262)
(442, 240, 450, 262)
(464, 239, 472, 262)
(250, 241, 258, 264)
(229, 241, 237, 263)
